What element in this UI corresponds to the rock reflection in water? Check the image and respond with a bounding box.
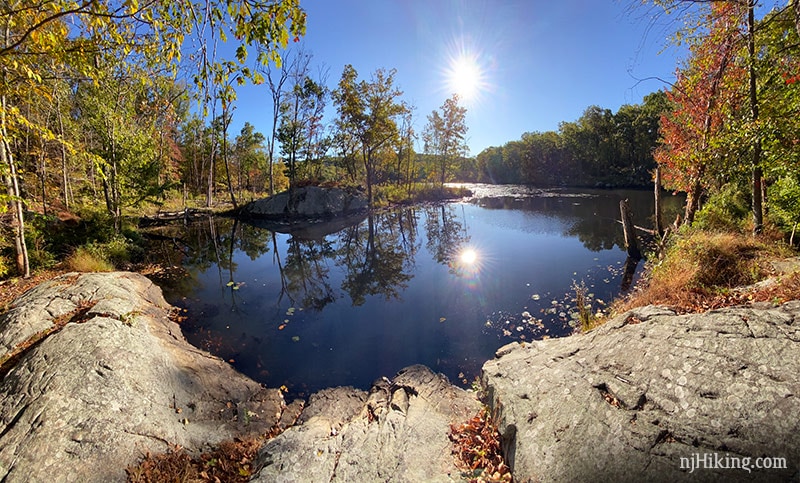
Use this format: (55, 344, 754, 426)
(144, 185, 682, 397)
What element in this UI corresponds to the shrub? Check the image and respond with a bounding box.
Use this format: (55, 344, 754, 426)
(612, 228, 793, 314)
(695, 183, 750, 232)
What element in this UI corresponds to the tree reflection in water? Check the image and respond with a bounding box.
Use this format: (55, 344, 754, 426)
(142, 186, 683, 397)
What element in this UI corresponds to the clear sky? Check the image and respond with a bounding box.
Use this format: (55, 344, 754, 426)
(227, 0, 686, 156)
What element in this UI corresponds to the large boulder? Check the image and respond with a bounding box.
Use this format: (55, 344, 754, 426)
(0, 272, 297, 483)
(253, 365, 481, 482)
(483, 303, 800, 482)
(240, 186, 368, 220)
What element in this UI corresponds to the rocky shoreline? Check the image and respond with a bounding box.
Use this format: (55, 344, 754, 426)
(1, 272, 799, 481)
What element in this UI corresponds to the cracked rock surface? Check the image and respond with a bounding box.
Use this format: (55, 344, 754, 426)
(483, 302, 800, 482)
(0, 272, 289, 483)
(253, 364, 481, 482)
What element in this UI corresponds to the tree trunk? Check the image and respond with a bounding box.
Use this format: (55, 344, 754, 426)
(220, 106, 238, 210)
(747, 1, 763, 235)
(56, 93, 71, 208)
(206, 136, 215, 208)
(683, 181, 703, 226)
(1, 136, 30, 278)
(654, 165, 663, 237)
(1, 21, 29, 277)
(620, 199, 642, 260)
(38, 150, 47, 216)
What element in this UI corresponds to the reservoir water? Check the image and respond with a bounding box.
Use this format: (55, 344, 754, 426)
(150, 184, 682, 397)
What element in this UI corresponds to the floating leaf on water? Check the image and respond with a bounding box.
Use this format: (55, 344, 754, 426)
(485, 320, 492, 327)
(516, 326, 524, 332)
(521, 311, 531, 318)
(531, 294, 540, 300)
(551, 300, 559, 305)
(439, 317, 447, 323)
(226, 281, 234, 287)
(278, 324, 286, 330)
(232, 285, 239, 290)
(284, 319, 289, 323)
(291, 336, 300, 342)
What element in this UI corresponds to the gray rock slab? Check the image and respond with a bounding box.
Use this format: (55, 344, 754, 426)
(241, 186, 368, 220)
(253, 365, 481, 482)
(482, 302, 800, 482)
(0, 272, 290, 483)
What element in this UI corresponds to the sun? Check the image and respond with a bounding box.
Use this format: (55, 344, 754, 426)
(442, 45, 489, 105)
(447, 55, 482, 102)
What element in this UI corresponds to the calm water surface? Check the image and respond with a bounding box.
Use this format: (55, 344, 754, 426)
(151, 184, 681, 397)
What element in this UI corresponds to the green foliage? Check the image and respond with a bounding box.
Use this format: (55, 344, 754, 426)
(332, 65, 409, 206)
(0, 255, 10, 279)
(473, 92, 668, 187)
(769, 174, 800, 235)
(423, 94, 468, 186)
(0, 0, 306, 275)
(694, 183, 750, 232)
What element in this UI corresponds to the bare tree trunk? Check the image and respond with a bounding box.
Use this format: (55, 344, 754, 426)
(747, 1, 763, 235)
(220, 104, 238, 210)
(2, 20, 29, 277)
(206, 136, 215, 208)
(1, 135, 30, 278)
(56, 93, 71, 208)
(654, 165, 663, 237)
(620, 199, 642, 260)
(38, 150, 47, 216)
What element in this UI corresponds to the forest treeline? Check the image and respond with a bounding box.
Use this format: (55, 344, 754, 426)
(458, 92, 669, 187)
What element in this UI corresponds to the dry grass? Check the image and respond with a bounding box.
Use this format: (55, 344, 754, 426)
(65, 247, 114, 273)
(126, 438, 263, 483)
(612, 230, 797, 316)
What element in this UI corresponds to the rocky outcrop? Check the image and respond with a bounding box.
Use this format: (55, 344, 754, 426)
(253, 365, 481, 482)
(4, 271, 800, 482)
(0, 272, 297, 483)
(240, 186, 368, 220)
(483, 303, 800, 482)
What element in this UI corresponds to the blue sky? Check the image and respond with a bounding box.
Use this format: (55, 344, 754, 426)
(228, 0, 686, 156)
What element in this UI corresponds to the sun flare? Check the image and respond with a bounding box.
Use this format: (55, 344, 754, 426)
(442, 47, 488, 104)
(459, 248, 478, 265)
(447, 55, 481, 101)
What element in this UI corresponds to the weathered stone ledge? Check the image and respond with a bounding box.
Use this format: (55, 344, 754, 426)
(0, 272, 300, 483)
(483, 302, 800, 482)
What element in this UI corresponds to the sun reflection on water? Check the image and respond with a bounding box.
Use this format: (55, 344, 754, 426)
(452, 246, 485, 281)
(459, 248, 478, 265)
